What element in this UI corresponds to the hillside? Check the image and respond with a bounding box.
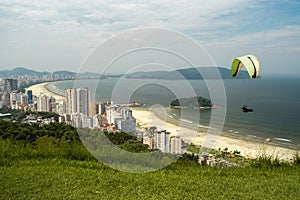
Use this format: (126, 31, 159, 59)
(0, 67, 49, 77)
(125, 67, 251, 80)
(0, 66, 252, 80)
(0, 120, 299, 199)
(0, 67, 100, 78)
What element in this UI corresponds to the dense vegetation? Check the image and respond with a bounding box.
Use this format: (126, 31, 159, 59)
(0, 120, 299, 199)
(170, 96, 213, 108)
(0, 120, 150, 158)
(0, 108, 59, 122)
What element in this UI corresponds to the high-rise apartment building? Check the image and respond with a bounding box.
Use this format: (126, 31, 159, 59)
(27, 90, 33, 103)
(58, 100, 66, 116)
(9, 92, 18, 107)
(37, 93, 49, 112)
(21, 94, 28, 105)
(0, 92, 10, 108)
(37, 93, 55, 112)
(4, 79, 18, 92)
(143, 135, 154, 149)
(170, 136, 182, 154)
(66, 87, 89, 116)
(154, 130, 171, 153)
(106, 105, 122, 124)
(117, 117, 136, 134)
(66, 88, 77, 114)
(77, 87, 89, 116)
(95, 102, 108, 115)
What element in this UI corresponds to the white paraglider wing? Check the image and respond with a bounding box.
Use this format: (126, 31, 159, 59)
(231, 55, 260, 78)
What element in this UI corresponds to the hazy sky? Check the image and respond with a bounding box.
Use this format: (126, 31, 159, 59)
(0, 0, 299, 74)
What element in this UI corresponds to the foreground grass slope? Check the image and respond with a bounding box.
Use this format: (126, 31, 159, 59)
(0, 120, 299, 199)
(1, 158, 299, 200)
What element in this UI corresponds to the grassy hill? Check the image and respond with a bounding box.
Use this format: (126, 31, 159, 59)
(0, 120, 299, 199)
(1, 158, 299, 199)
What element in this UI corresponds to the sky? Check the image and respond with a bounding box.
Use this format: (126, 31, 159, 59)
(0, 0, 299, 75)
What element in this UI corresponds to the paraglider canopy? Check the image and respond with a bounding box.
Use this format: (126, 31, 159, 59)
(231, 55, 260, 78)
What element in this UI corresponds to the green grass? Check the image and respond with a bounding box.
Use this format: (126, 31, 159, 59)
(0, 120, 300, 199)
(1, 155, 300, 199)
(1, 151, 300, 199)
(186, 143, 200, 154)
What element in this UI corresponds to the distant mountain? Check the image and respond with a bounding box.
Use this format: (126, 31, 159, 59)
(0, 67, 49, 77)
(0, 66, 253, 80)
(125, 67, 251, 80)
(52, 70, 76, 77)
(0, 67, 99, 78)
(79, 72, 103, 78)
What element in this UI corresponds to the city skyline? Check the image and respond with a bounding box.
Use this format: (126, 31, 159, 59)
(0, 79, 182, 155)
(0, 1, 299, 75)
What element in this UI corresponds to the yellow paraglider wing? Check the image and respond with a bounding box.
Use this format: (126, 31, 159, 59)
(231, 55, 260, 78)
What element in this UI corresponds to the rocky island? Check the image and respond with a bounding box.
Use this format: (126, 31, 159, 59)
(169, 96, 213, 109)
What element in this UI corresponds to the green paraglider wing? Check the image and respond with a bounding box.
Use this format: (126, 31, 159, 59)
(231, 55, 260, 78)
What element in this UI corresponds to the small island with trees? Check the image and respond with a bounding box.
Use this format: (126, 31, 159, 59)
(169, 96, 213, 109)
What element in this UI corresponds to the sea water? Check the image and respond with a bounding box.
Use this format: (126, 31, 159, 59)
(54, 75, 300, 146)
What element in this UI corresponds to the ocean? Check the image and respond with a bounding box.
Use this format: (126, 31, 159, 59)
(53, 75, 300, 147)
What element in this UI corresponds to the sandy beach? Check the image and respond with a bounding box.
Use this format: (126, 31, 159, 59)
(26, 82, 299, 161)
(26, 82, 66, 101)
(131, 107, 299, 161)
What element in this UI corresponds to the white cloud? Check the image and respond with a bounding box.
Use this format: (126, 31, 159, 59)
(203, 25, 300, 74)
(0, 0, 299, 74)
(0, 0, 251, 34)
(205, 25, 300, 51)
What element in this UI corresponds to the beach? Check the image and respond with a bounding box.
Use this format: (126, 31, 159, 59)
(27, 81, 299, 161)
(131, 107, 299, 161)
(26, 82, 66, 101)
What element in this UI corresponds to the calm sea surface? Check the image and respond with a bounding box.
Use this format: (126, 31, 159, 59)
(54, 75, 300, 146)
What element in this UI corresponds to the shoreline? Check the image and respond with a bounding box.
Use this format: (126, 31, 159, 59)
(131, 107, 300, 161)
(27, 81, 300, 160)
(26, 81, 66, 102)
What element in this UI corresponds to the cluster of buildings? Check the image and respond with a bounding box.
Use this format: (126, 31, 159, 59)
(96, 103, 182, 154)
(142, 130, 182, 154)
(106, 105, 136, 133)
(0, 79, 60, 113)
(198, 152, 239, 168)
(60, 87, 92, 128)
(44, 87, 138, 134)
(22, 114, 57, 125)
(0, 79, 33, 110)
(0, 78, 182, 155)
(0, 68, 118, 90)
(0, 72, 76, 90)
(42, 87, 182, 155)
(56, 87, 138, 133)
